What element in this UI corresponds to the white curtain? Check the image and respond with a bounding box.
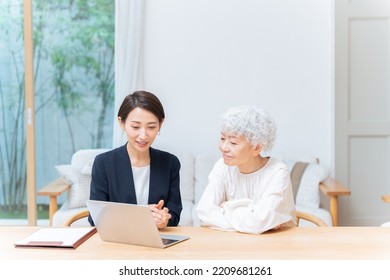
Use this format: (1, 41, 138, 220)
(113, 0, 145, 148)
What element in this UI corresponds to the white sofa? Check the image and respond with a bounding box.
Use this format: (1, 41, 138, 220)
(38, 149, 350, 227)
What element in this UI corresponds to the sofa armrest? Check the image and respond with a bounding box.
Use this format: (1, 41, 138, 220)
(319, 177, 351, 226)
(37, 178, 70, 225)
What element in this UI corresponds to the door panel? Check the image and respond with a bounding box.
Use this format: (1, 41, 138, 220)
(348, 136, 389, 225)
(336, 0, 390, 225)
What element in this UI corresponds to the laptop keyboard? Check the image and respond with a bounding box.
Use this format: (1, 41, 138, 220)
(162, 238, 177, 246)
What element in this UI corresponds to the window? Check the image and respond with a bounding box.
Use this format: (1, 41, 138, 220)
(0, 0, 26, 222)
(0, 0, 115, 224)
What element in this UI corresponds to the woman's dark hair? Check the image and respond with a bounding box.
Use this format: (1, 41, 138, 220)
(117, 91, 165, 123)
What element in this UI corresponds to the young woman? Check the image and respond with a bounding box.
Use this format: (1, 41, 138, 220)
(89, 91, 182, 228)
(196, 105, 296, 234)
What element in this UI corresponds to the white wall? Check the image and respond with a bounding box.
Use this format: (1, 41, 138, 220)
(142, 0, 334, 169)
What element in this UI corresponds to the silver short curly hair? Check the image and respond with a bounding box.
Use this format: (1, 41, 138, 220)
(220, 105, 276, 151)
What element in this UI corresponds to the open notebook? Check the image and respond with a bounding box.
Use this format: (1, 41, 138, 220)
(86, 199, 189, 249)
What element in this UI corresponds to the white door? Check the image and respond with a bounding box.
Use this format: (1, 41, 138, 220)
(336, 0, 390, 225)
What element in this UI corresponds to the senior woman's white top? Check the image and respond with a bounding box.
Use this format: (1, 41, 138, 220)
(196, 157, 296, 234)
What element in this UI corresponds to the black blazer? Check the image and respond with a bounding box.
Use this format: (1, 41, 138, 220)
(88, 144, 182, 226)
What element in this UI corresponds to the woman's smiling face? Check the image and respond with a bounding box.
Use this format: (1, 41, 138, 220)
(219, 131, 257, 167)
(119, 107, 161, 153)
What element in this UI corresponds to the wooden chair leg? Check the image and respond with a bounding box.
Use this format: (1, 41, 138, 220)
(48, 196, 58, 226)
(330, 196, 338, 226)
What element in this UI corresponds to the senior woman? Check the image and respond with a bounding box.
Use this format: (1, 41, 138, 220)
(196, 105, 296, 234)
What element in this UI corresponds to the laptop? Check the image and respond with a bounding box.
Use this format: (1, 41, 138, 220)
(86, 199, 189, 249)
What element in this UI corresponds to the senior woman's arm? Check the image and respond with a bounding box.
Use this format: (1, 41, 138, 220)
(196, 160, 235, 231)
(223, 168, 296, 234)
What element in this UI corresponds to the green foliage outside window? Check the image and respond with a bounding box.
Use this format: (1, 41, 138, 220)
(0, 0, 114, 213)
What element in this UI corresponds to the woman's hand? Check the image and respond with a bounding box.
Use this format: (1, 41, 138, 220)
(149, 199, 171, 229)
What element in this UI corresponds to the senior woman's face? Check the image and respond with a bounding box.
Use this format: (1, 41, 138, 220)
(219, 132, 257, 167)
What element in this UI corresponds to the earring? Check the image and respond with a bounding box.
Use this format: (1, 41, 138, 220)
(158, 131, 160, 135)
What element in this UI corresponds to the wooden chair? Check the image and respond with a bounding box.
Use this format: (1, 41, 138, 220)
(296, 210, 328, 227)
(63, 209, 90, 226)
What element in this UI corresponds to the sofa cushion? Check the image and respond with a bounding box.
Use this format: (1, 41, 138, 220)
(194, 154, 220, 204)
(178, 199, 193, 226)
(55, 164, 91, 209)
(72, 149, 110, 173)
(175, 152, 195, 202)
(192, 202, 202, 227)
(283, 159, 330, 209)
(55, 149, 109, 210)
